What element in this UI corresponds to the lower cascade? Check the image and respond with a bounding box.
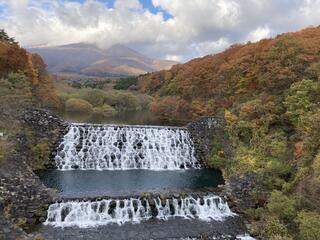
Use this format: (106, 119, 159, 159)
(45, 195, 234, 227)
(55, 124, 199, 170)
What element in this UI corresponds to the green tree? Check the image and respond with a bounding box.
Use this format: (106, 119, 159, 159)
(264, 216, 289, 239)
(296, 211, 320, 240)
(114, 77, 138, 90)
(267, 191, 297, 220)
(65, 98, 93, 114)
(0, 29, 18, 45)
(284, 79, 320, 124)
(93, 104, 117, 117)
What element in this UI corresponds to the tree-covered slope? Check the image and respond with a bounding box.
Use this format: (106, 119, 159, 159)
(139, 27, 320, 120)
(138, 26, 320, 239)
(0, 30, 60, 109)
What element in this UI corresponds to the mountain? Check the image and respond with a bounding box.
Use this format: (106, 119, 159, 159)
(28, 43, 177, 77)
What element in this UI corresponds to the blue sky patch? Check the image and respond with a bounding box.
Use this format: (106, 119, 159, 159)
(59, 0, 172, 20)
(139, 0, 172, 20)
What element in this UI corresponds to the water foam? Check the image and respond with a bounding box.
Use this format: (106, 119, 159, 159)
(55, 124, 199, 170)
(45, 195, 234, 227)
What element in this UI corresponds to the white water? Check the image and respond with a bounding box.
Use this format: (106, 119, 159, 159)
(45, 195, 234, 228)
(55, 124, 199, 170)
(236, 234, 256, 240)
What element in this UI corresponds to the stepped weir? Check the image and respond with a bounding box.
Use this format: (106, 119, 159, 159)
(55, 124, 200, 170)
(44, 123, 239, 233)
(45, 195, 234, 227)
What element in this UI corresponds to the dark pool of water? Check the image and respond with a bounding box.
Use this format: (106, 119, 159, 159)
(37, 169, 224, 198)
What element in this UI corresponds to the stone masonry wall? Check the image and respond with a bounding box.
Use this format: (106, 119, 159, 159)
(0, 109, 68, 239)
(186, 117, 232, 167)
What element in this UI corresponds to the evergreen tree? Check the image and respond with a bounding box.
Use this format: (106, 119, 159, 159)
(0, 29, 18, 45)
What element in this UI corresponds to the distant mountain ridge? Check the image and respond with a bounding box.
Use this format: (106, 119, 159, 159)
(28, 43, 177, 77)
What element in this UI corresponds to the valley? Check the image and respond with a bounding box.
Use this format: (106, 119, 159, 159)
(1, 23, 320, 240)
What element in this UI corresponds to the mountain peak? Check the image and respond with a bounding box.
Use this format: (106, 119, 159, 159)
(28, 43, 177, 77)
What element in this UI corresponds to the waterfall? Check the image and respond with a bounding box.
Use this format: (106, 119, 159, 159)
(55, 124, 199, 170)
(45, 195, 234, 228)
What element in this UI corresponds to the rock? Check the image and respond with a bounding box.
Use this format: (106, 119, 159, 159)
(173, 193, 180, 198)
(226, 172, 261, 211)
(22, 109, 69, 169)
(33, 233, 45, 240)
(0, 108, 63, 236)
(186, 117, 232, 167)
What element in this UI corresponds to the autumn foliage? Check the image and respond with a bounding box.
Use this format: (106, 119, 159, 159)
(138, 27, 320, 239)
(0, 33, 60, 108)
(138, 27, 320, 120)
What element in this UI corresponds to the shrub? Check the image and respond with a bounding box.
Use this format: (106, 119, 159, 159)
(136, 94, 153, 110)
(295, 211, 320, 240)
(0, 29, 18, 45)
(245, 207, 265, 221)
(65, 98, 93, 114)
(264, 217, 289, 239)
(284, 79, 320, 125)
(0, 72, 31, 96)
(312, 152, 320, 183)
(93, 104, 117, 118)
(267, 191, 297, 220)
(57, 92, 71, 105)
(208, 143, 225, 169)
(232, 146, 258, 173)
(263, 132, 288, 159)
(224, 110, 238, 124)
(0, 140, 7, 162)
(31, 142, 49, 170)
(161, 80, 178, 95)
(75, 89, 106, 107)
(114, 77, 138, 90)
(233, 120, 253, 145)
(104, 91, 139, 111)
(307, 61, 320, 80)
(268, 235, 293, 240)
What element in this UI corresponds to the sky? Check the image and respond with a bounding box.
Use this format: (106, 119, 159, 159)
(0, 0, 320, 62)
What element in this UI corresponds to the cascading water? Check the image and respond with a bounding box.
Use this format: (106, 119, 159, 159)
(55, 124, 199, 170)
(45, 195, 234, 228)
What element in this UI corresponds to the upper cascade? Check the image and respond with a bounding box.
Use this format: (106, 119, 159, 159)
(55, 124, 200, 170)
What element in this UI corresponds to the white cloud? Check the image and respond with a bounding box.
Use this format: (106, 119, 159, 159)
(0, 0, 320, 61)
(246, 26, 271, 43)
(165, 54, 183, 62)
(192, 38, 231, 57)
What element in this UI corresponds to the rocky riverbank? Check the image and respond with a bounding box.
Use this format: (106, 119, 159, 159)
(0, 109, 68, 239)
(187, 117, 258, 213)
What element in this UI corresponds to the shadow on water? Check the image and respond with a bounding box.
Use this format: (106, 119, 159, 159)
(54, 110, 188, 126)
(36, 169, 224, 198)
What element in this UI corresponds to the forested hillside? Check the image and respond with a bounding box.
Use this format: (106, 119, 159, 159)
(138, 27, 320, 239)
(139, 27, 320, 120)
(0, 30, 60, 110)
(0, 29, 60, 167)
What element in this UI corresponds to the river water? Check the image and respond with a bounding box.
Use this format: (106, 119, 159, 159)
(37, 169, 224, 198)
